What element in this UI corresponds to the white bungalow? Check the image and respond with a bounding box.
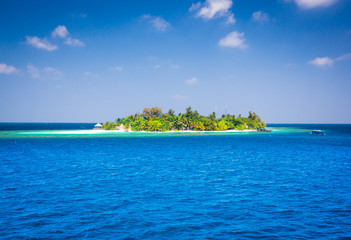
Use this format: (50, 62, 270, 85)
(93, 123, 102, 130)
(116, 124, 132, 132)
(116, 124, 126, 131)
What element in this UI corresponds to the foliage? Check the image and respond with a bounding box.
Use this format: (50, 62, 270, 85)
(102, 121, 117, 130)
(108, 107, 266, 132)
(142, 107, 163, 118)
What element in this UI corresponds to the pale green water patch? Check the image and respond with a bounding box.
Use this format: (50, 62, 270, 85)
(269, 127, 311, 133)
(1, 129, 264, 139)
(0, 127, 312, 139)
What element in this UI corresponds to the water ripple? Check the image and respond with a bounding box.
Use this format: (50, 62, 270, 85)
(1, 129, 351, 239)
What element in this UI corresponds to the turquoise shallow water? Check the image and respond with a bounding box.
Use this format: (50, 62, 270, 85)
(0, 124, 303, 138)
(1, 123, 351, 239)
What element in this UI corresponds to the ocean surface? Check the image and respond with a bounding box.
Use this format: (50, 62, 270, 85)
(0, 123, 350, 239)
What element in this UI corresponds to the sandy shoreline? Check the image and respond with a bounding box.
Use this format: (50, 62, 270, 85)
(13, 129, 258, 135)
(100, 129, 257, 133)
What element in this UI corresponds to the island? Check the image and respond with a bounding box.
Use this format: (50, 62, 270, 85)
(102, 107, 266, 132)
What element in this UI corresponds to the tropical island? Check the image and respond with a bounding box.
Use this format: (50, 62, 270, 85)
(102, 107, 266, 132)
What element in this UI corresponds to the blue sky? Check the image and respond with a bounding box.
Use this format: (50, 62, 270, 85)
(0, 0, 350, 123)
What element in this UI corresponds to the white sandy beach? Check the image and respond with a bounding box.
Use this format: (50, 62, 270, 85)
(16, 129, 258, 135)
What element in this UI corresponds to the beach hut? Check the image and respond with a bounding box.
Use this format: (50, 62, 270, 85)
(116, 124, 126, 131)
(94, 123, 102, 130)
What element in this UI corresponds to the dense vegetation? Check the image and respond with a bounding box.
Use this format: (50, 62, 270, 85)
(103, 107, 266, 131)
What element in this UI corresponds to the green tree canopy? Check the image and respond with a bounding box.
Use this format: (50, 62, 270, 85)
(110, 107, 266, 132)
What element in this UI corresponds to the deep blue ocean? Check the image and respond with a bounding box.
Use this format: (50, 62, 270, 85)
(1, 123, 351, 239)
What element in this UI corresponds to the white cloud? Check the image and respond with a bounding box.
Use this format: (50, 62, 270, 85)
(51, 25, 84, 47)
(111, 66, 123, 71)
(218, 31, 247, 49)
(189, 2, 201, 11)
(252, 11, 270, 23)
(171, 94, 187, 100)
(226, 13, 235, 23)
(309, 52, 351, 67)
(84, 72, 99, 77)
(26, 36, 58, 51)
(52, 25, 69, 38)
(153, 64, 161, 69)
(185, 77, 198, 85)
(64, 37, 85, 47)
(142, 15, 171, 32)
(192, 0, 236, 24)
(309, 57, 333, 66)
(27, 63, 40, 78)
(335, 52, 351, 61)
(26, 26, 84, 51)
(292, 0, 337, 8)
(170, 64, 180, 69)
(0, 63, 18, 74)
(27, 64, 63, 79)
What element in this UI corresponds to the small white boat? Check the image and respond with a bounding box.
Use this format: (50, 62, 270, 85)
(311, 130, 326, 135)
